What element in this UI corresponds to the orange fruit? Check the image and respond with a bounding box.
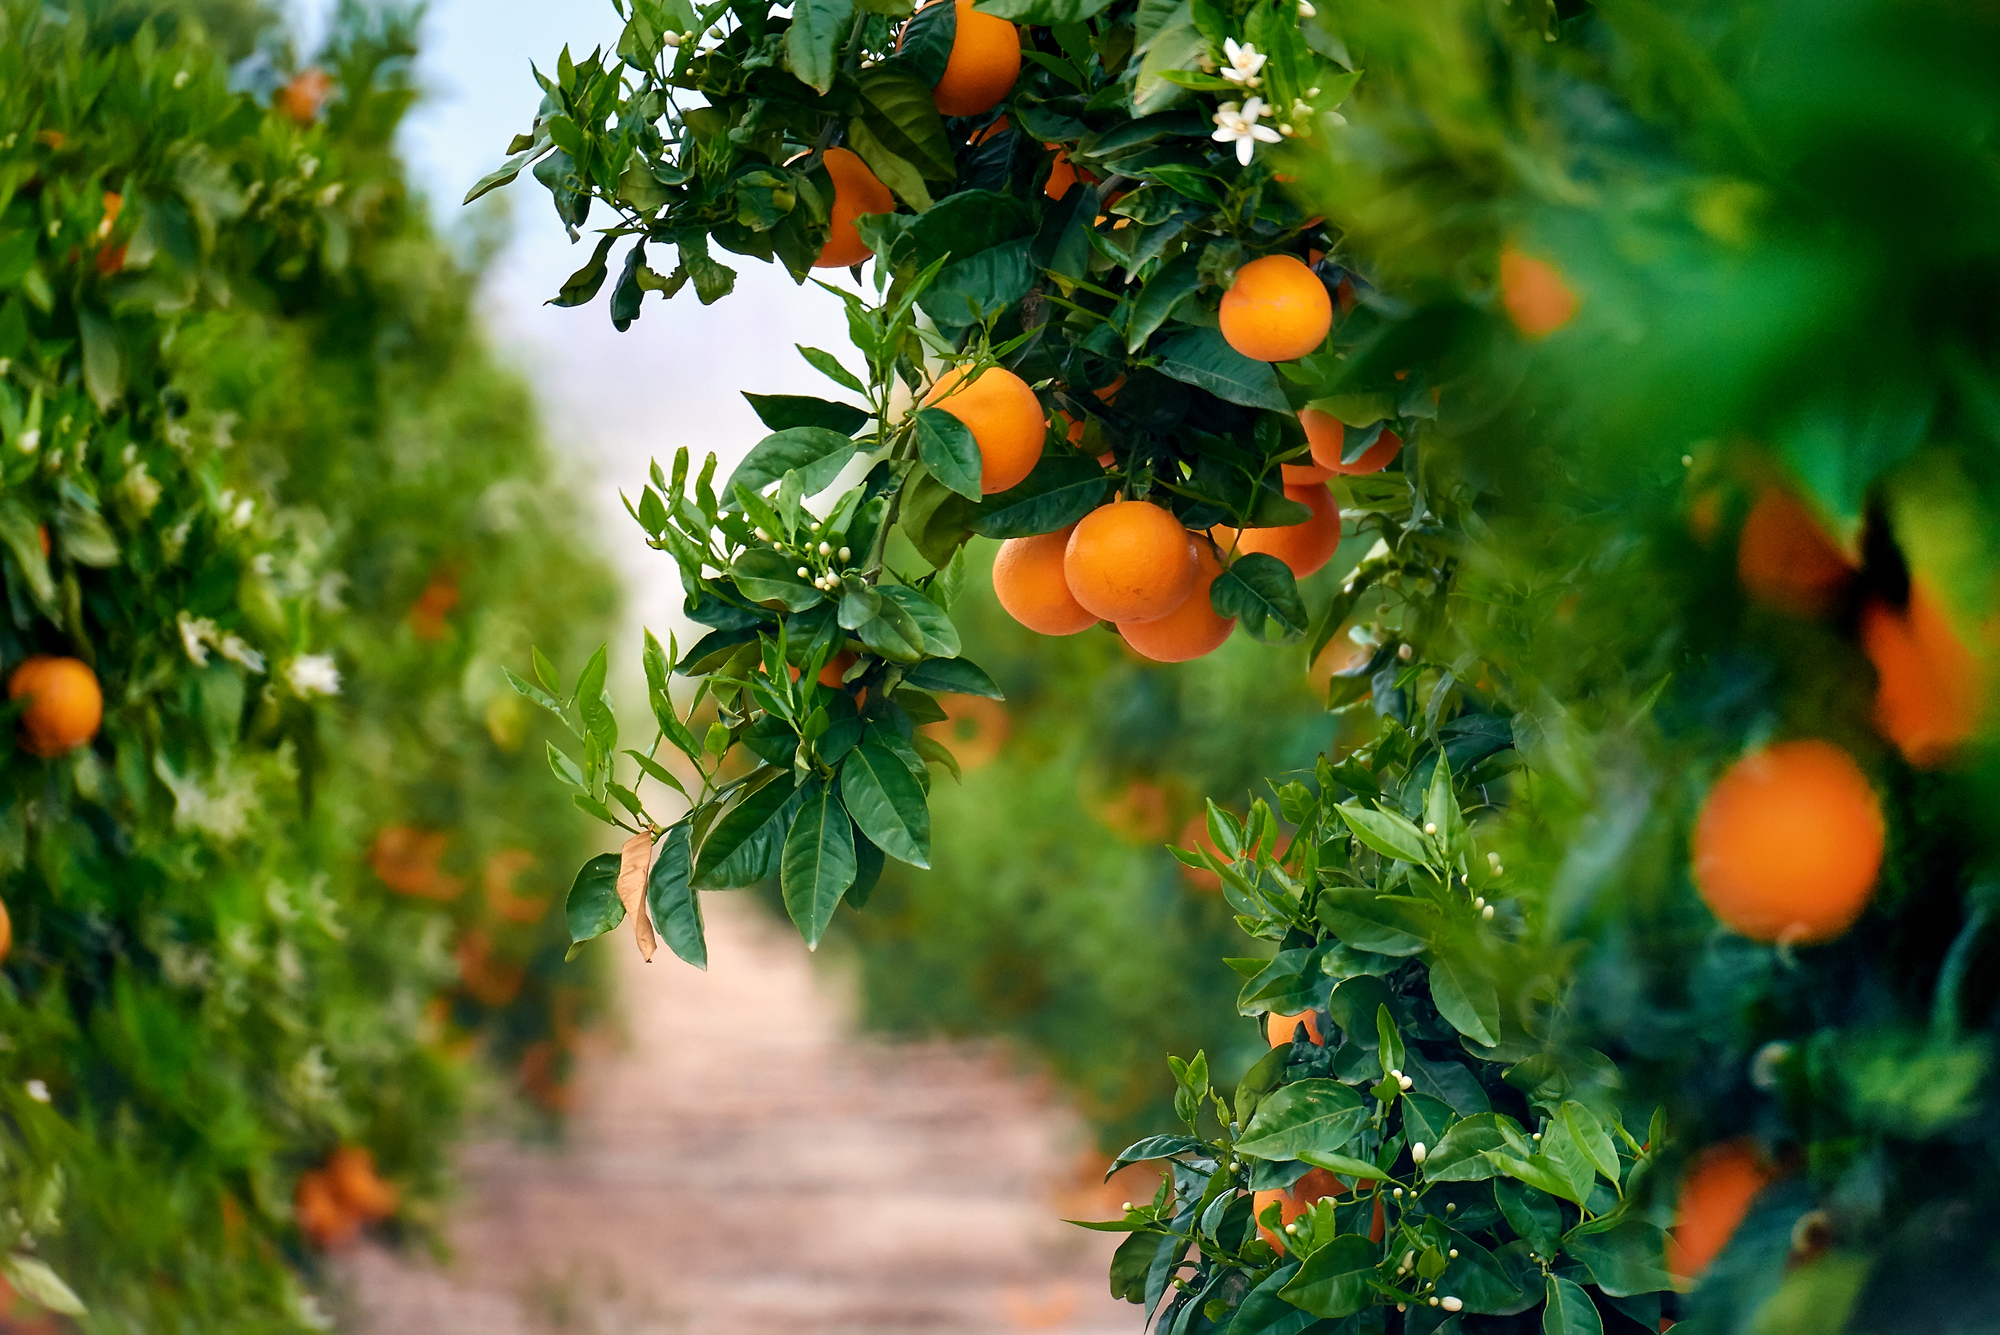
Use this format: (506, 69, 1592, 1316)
(408, 568, 459, 640)
(1119, 542, 1234, 662)
(1862, 581, 1987, 768)
(814, 147, 895, 269)
(922, 693, 1011, 770)
(917, 0, 1021, 117)
(0, 896, 10, 966)
(456, 930, 527, 1007)
(1219, 255, 1332, 362)
(368, 826, 466, 900)
(924, 364, 1045, 494)
(483, 849, 548, 924)
(1499, 245, 1580, 338)
(1044, 145, 1084, 199)
(1737, 485, 1852, 616)
(278, 69, 333, 126)
(1310, 632, 1373, 692)
(518, 1039, 574, 1113)
(295, 1169, 359, 1248)
(993, 527, 1099, 635)
(818, 648, 859, 688)
(1669, 1141, 1774, 1279)
(9, 656, 102, 758)
(326, 1146, 400, 1222)
(1253, 1167, 1347, 1247)
(1091, 780, 1173, 842)
(1305, 411, 1402, 476)
(1282, 459, 1334, 484)
(1266, 1009, 1323, 1047)
(1212, 483, 1341, 578)
(1064, 501, 1198, 623)
(1692, 740, 1884, 944)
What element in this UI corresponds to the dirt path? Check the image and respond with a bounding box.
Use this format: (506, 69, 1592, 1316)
(345, 895, 1139, 1335)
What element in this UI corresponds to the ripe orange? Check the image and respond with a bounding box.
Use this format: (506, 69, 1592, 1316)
(1737, 485, 1852, 616)
(1267, 1009, 1323, 1047)
(1499, 245, 1579, 339)
(369, 826, 466, 900)
(1090, 780, 1173, 842)
(922, 693, 1011, 770)
(1212, 483, 1341, 578)
(1254, 1167, 1346, 1248)
(1669, 1141, 1774, 1279)
(994, 527, 1099, 634)
(924, 364, 1045, 494)
(918, 0, 1021, 117)
(1119, 542, 1234, 662)
(0, 896, 10, 966)
(408, 568, 459, 640)
(1219, 255, 1332, 363)
(1692, 740, 1884, 944)
(1305, 412, 1402, 476)
(326, 1146, 400, 1222)
(1044, 145, 1087, 199)
(295, 1169, 359, 1248)
(1064, 501, 1197, 623)
(1862, 581, 1987, 768)
(278, 68, 333, 126)
(814, 147, 895, 269)
(456, 930, 527, 1007)
(9, 656, 102, 757)
(483, 849, 548, 924)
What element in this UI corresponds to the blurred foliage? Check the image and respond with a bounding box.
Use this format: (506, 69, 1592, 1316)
(0, 1, 613, 1328)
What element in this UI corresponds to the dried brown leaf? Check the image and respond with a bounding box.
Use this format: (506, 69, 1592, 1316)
(616, 831, 659, 962)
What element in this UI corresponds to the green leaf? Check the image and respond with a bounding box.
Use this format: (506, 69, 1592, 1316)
(914, 406, 983, 500)
(855, 66, 954, 180)
(839, 742, 932, 867)
(847, 117, 935, 213)
(1317, 888, 1433, 955)
(566, 853, 626, 944)
(1561, 1101, 1622, 1187)
(917, 239, 1037, 329)
(1376, 1003, 1405, 1077)
(646, 822, 706, 968)
(1233, 1079, 1369, 1161)
(1429, 952, 1499, 1046)
(798, 344, 868, 394)
(547, 742, 587, 789)
(893, 0, 956, 82)
(77, 307, 124, 410)
(694, 772, 805, 887)
(1542, 1275, 1604, 1335)
(0, 500, 55, 615)
(1334, 803, 1432, 864)
(781, 780, 858, 948)
(1125, 248, 1202, 353)
(785, 0, 854, 92)
(1297, 1149, 1390, 1182)
(1210, 552, 1307, 642)
(1422, 1113, 1531, 1183)
(1279, 1234, 1379, 1319)
(1498, 1178, 1563, 1257)
(464, 143, 548, 204)
(1436, 1232, 1534, 1316)
(902, 656, 1005, 698)
(1497, 1153, 1588, 1208)
(550, 233, 618, 307)
(969, 454, 1110, 538)
(724, 426, 861, 500)
(878, 584, 960, 657)
(743, 392, 871, 435)
(1563, 1217, 1675, 1297)
(732, 549, 827, 611)
(1156, 328, 1289, 410)
(972, 0, 1115, 19)
(1424, 753, 1467, 857)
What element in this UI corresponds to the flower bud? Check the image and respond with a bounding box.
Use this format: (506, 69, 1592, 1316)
(818, 541, 832, 555)
(1442, 1297, 1463, 1312)
(839, 546, 851, 561)
(1482, 905, 1496, 920)
(796, 566, 810, 579)
(1424, 822, 1437, 834)
(1399, 1075, 1414, 1090)
(1411, 1142, 1427, 1164)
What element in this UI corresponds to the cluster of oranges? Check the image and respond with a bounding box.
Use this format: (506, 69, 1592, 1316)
(294, 1145, 400, 1249)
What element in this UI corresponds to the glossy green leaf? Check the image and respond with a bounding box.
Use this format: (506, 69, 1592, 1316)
(646, 822, 705, 968)
(1429, 951, 1500, 1046)
(1423, 1113, 1531, 1183)
(878, 583, 960, 656)
(1279, 1234, 1379, 1319)
(1210, 552, 1308, 642)
(742, 392, 871, 435)
(549, 233, 617, 307)
(724, 426, 861, 500)
(969, 454, 1110, 538)
(1563, 1217, 1675, 1298)
(902, 656, 1004, 698)
(781, 780, 858, 948)
(1542, 1275, 1604, 1335)
(693, 771, 804, 887)
(1234, 1079, 1369, 1160)
(1334, 802, 1432, 864)
(914, 406, 983, 500)
(566, 852, 626, 943)
(1316, 888, 1433, 956)
(840, 742, 932, 867)
(784, 0, 854, 92)
(1156, 328, 1289, 410)
(732, 549, 828, 611)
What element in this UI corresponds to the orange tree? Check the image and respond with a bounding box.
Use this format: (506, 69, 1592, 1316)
(0, 1, 611, 1326)
(484, 0, 1678, 1330)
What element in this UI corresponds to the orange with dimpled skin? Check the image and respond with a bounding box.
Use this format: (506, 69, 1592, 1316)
(1220, 256, 1333, 362)
(1118, 542, 1234, 662)
(1212, 483, 1341, 578)
(993, 527, 1099, 635)
(1064, 501, 1197, 624)
(923, 364, 1045, 494)
(912, 0, 1021, 118)
(9, 655, 102, 758)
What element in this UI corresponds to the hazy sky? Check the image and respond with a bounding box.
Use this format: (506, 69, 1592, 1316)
(289, 0, 856, 644)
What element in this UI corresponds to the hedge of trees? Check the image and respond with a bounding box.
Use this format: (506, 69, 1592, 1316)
(0, 2, 611, 1328)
